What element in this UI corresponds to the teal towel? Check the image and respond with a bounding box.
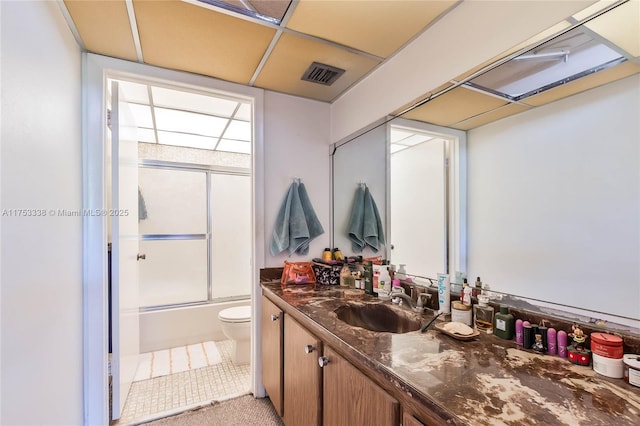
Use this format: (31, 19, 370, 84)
(363, 186, 385, 252)
(347, 185, 366, 252)
(269, 181, 325, 256)
(347, 185, 385, 253)
(295, 183, 325, 255)
(269, 182, 295, 256)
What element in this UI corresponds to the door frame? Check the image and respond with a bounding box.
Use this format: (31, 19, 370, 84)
(82, 53, 265, 425)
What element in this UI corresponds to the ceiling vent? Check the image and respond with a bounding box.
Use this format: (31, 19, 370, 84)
(301, 62, 345, 86)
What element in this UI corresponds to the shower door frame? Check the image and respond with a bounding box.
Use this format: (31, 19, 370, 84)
(138, 160, 252, 311)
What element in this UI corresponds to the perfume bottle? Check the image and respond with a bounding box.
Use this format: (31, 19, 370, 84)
(474, 295, 494, 334)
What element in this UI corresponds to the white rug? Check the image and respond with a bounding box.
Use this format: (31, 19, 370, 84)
(134, 341, 222, 381)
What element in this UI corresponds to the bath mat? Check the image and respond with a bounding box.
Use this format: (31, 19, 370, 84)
(134, 341, 222, 381)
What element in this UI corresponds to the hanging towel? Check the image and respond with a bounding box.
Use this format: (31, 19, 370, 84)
(286, 181, 311, 255)
(138, 187, 148, 221)
(346, 185, 385, 253)
(295, 182, 325, 255)
(363, 186, 385, 252)
(269, 181, 325, 256)
(347, 184, 366, 252)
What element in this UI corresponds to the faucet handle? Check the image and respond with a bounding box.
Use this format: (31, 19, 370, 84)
(417, 293, 431, 308)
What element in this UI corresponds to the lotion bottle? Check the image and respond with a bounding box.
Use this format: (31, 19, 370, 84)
(494, 305, 514, 340)
(437, 273, 451, 313)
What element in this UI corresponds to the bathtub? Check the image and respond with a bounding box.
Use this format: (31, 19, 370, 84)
(139, 300, 251, 353)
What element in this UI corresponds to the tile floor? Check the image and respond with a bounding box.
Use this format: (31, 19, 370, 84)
(116, 339, 250, 425)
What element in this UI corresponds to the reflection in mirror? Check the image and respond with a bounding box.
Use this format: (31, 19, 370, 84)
(331, 2, 639, 327)
(332, 116, 466, 285)
(389, 120, 447, 280)
(332, 119, 388, 258)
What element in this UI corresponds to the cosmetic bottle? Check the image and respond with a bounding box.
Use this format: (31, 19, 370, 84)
(332, 247, 344, 261)
(437, 273, 451, 313)
(515, 319, 524, 345)
(474, 295, 494, 334)
(339, 260, 352, 288)
(494, 305, 514, 340)
(547, 328, 557, 355)
(558, 330, 568, 357)
(523, 321, 532, 349)
(538, 325, 548, 352)
(473, 276, 483, 297)
(322, 248, 332, 262)
(363, 261, 374, 295)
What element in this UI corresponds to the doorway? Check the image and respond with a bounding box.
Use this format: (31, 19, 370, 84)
(82, 53, 265, 425)
(108, 76, 255, 423)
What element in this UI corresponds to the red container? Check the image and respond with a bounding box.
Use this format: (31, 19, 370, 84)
(590, 332, 623, 359)
(568, 346, 591, 366)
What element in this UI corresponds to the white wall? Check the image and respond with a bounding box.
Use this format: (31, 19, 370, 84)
(264, 92, 331, 266)
(467, 75, 640, 320)
(0, 1, 83, 425)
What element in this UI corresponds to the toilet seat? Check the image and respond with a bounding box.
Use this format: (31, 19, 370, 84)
(218, 306, 251, 323)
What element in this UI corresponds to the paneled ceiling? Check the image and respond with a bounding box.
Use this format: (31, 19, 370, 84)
(61, 0, 639, 130)
(62, 0, 457, 102)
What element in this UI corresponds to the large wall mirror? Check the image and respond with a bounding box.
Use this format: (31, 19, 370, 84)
(332, 117, 466, 285)
(331, 2, 639, 327)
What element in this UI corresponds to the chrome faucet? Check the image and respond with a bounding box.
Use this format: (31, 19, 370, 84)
(393, 292, 428, 313)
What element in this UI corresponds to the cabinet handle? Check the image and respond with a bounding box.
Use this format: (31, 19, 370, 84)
(270, 313, 280, 321)
(318, 356, 330, 367)
(304, 344, 315, 354)
(137, 253, 146, 261)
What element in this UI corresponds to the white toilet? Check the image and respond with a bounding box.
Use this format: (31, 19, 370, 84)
(218, 305, 251, 365)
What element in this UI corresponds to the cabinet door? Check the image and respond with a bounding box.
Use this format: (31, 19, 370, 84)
(403, 412, 425, 426)
(261, 296, 284, 417)
(284, 315, 322, 426)
(322, 346, 399, 426)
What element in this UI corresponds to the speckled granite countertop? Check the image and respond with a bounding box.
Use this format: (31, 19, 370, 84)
(261, 282, 640, 425)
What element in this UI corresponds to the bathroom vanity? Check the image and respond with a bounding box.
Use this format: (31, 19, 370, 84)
(261, 281, 640, 426)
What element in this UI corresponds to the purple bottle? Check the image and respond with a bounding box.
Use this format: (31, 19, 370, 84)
(547, 328, 557, 355)
(515, 319, 524, 345)
(557, 330, 568, 358)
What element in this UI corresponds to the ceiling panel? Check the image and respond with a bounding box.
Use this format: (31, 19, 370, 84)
(522, 61, 640, 107)
(401, 86, 508, 127)
(254, 33, 379, 102)
(451, 103, 530, 130)
(285, 0, 457, 58)
(133, 0, 276, 84)
(584, 0, 640, 58)
(64, 0, 138, 61)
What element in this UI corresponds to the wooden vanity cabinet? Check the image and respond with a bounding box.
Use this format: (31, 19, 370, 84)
(403, 412, 426, 426)
(261, 296, 284, 417)
(322, 346, 399, 426)
(283, 315, 322, 426)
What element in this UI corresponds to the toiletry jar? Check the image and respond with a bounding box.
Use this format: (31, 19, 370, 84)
(591, 332, 623, 359)
(623, 354, 640, 387)
(592, 352, 624, 379)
